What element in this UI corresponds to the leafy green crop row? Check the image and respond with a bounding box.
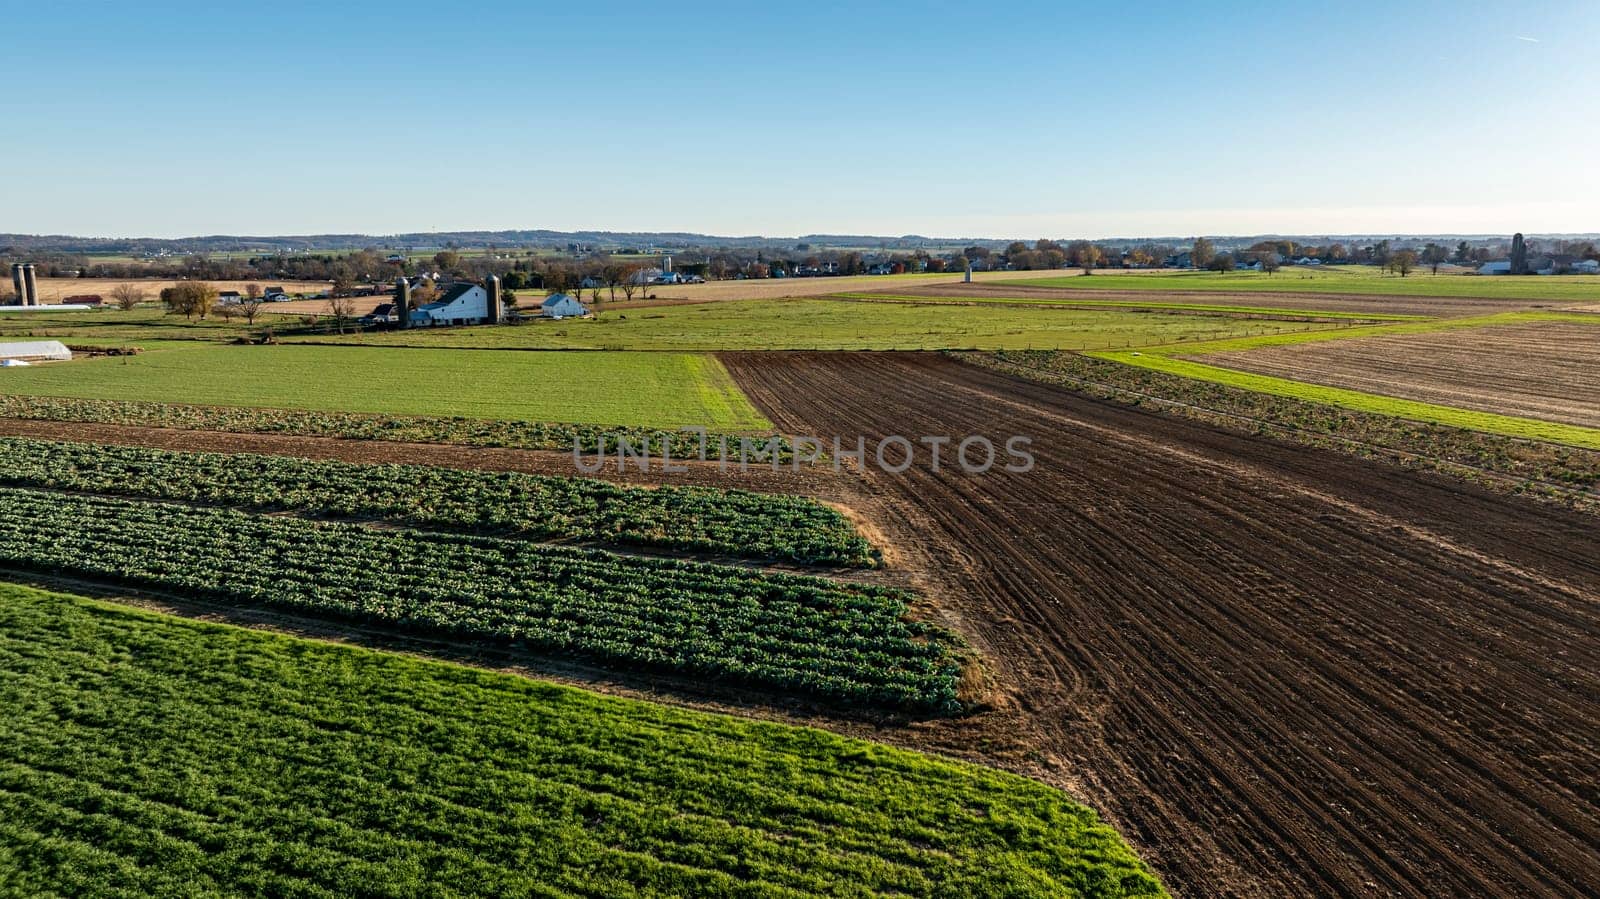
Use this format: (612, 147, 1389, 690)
(0, 487, 960, 713)
(0, 437, 872, 566)
(0, 393, 796, 458)
(0, 583, 1165, 897)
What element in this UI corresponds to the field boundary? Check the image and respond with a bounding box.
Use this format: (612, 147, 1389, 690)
(1088, 311, 1600, 449)
(831, 292, 1427, 322)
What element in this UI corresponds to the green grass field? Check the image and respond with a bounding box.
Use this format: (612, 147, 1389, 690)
(1090, 312, 1600, 449)
(832, 293, 1426, 321)
(0, 583, 1166, 897)
(0, 307, 256, 341)
(0, 343, 768, 430)
(1009, 266, 1600, 300)
(285, 299, 1340, 351)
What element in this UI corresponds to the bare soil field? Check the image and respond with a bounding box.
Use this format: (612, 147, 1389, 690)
(722, 352, 1600, 898)
(888, 282, 1555, 317)
(1196, 321, 1600, 427)
(25, 278, 330, 305)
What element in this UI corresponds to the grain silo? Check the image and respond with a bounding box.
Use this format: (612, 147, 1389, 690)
(395, 277, 412, 329)
(484, 275, 501, 324)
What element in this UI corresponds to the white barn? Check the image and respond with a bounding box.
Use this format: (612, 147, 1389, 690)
(411, 283, 491, 327)
(1478, 261, 1512, 275)
(539, 294, 589, 319)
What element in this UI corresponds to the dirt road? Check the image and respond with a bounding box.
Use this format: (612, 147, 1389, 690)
(722, 352, 1600, 898)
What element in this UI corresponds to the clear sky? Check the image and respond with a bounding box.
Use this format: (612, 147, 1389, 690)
(5, 0, 1597, 239)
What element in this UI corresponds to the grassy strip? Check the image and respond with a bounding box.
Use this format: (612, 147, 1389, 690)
(0, 488, 959, 713)
(1005, 269, 1600, 300)
(0, 393, 796, 458)
(961, 351, 1600, 503)
(0, 582, 1166, 897)
(0, 437, 873, 567)
(831, 293, 1426, 321)
(1090, 351, 1600, 450)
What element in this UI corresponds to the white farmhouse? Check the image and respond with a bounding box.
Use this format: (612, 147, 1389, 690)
(539, 293, 589, 319)
(410, 283, 492, 327)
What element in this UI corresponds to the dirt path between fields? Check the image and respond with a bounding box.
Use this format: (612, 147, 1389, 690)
(721, 351, 1600, 899)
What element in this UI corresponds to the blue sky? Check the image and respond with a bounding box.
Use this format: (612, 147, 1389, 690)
(4, 0, 1597, 238)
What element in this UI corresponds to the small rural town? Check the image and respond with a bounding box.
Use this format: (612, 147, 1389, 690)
(2, 2, 1597, 898)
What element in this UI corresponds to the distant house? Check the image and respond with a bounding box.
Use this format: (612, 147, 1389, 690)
(1573, 259, 1600, 274)
(0, 340, 71, 363)
(1166, 252, 1193, 268)
(1478, 261, 1512, 275)
(539, 293, 589, 319)
(411, 283, 492, 327)
(264, 286, 290, 301)
(217, 290, 243, 305)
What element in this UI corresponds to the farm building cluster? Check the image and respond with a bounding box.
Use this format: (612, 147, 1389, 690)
(360, 276, 590, 328)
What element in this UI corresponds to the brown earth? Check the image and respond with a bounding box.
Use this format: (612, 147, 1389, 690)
(721, 351, 1600, 899)
(26, 278, 329, 304)
(887, 282, 1557, 318)
(1195, 321, 1600, 428)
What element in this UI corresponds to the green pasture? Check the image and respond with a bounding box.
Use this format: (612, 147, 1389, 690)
(286, 299, 1342, 351)
(833, 293, 1426, 321)
(1010, 266, 1600, 300)
(0, 343, 768, 430)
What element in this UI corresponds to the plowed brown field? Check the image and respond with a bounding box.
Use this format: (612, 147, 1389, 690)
(722, 351, 1600, 898)
(1196, 321, 1600, 427)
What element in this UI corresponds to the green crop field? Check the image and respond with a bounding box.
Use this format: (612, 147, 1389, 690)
(0, 583, 1165, 897)
(284, 298, 1338, 351)
(0, 487, 960, 711)
(1009, 266, 1600, 300)
(0, 343, 768, 430)
(0, 437, 873, 565)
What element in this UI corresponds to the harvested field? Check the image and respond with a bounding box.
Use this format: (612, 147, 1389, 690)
(722, 351, 1600, 898)
(25, 277, 328, 304)
(1195, 320, 1600, 428)
(888, 282, 1553, 318)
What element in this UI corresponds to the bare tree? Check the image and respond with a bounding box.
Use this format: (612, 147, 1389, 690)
(601, 263, 624, 303)
(618, 266, 643, 303)
(109, 283, 146, 311)
(238, 292, 267, 325)
(1421, 243, 1449, 275)
(328, 295, 357, 334)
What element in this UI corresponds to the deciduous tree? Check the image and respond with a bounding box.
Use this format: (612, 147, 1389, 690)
(109, 283, 146, 311)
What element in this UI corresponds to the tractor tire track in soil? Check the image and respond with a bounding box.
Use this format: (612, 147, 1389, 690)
(721, 351, 1600, 899)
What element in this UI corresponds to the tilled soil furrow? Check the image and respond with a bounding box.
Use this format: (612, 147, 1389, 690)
(722, 351, 1600, 898)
